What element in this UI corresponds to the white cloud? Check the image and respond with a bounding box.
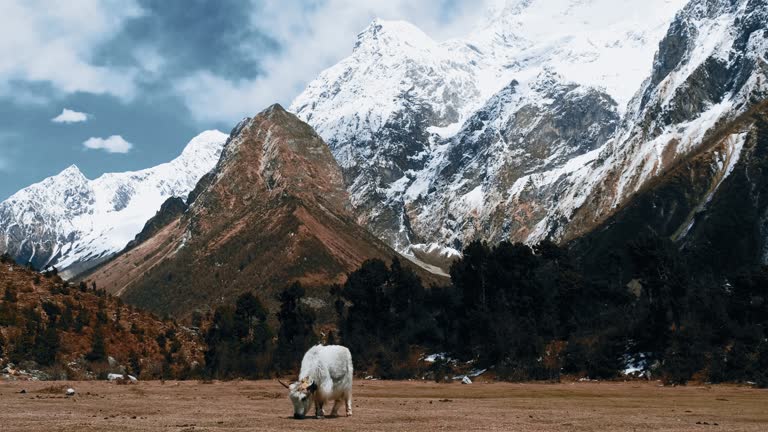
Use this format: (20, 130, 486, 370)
(132, 45, 167, 78)
(0, 0, 493, 124)
(52, 108, 89, 123)
(176, 0, 492, 124)
(83, 135, 133, 154)
(0, 0, 143, 103)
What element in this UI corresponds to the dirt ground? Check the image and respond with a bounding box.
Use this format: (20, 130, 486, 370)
(1, 380, 766, 431)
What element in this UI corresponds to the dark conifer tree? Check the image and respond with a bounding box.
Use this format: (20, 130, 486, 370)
(75, 307, 90, 333)
(87, 323, 108, 362)
(204, 291, 274, 379)
(34, 326, 59, 366)
(59, 301, 74, 331)
(275, 282, 317, 373)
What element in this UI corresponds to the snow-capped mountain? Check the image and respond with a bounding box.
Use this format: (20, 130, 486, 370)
(522, 0, 768, 242)
(291, 0, 767, 265)
(0, 130, 228, 276)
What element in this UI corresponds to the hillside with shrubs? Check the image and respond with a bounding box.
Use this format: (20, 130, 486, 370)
(0, 255, 203, 380)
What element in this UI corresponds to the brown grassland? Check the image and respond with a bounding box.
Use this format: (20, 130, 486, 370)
(1, 380, 766, 431)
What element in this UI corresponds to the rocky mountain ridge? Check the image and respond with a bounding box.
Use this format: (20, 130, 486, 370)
(290, 0, 768, 266)
(85, 105, 430, 317)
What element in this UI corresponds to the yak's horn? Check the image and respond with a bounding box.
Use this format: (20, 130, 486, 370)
(277, 379, 290, 389)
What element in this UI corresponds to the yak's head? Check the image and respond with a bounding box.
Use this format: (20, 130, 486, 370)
(281, 378, 316, 419)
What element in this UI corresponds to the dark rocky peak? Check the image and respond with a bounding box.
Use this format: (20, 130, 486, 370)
(200, 104, 348, 216)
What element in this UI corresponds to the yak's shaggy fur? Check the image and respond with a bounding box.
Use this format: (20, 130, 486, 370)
(286, 345, 353, 419)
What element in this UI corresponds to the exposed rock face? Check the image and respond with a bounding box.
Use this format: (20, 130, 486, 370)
(543, 0, 768, 243)
(291, 0, 768, 263)
(291, 0, 688, 256)
(406, 77, 620, 249)
(85, 105, 426, 317)
(0, 131, 228, 276)
(572, 102, 768, 276)
(5, 0, 768, 287)
(123, 197, 189, 252)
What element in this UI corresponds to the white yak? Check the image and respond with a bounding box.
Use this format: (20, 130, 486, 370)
(279, 345, 353, 419)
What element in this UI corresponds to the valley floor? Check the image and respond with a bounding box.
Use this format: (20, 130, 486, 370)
(1, 380, 766, 431)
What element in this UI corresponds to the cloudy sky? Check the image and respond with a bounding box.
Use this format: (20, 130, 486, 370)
(0, 0, 492, 200)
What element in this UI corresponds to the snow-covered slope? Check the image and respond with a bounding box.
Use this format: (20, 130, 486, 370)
(471, 0, 687, 112)
(0, 130, 228, 275)
(524, 0, 768, 242)
(291, 0, 690, 255)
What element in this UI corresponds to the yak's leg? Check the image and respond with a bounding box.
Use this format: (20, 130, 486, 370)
(315, 400, 325, 418)
(345, 391, 353, 417)
(330, 399, 342, 417)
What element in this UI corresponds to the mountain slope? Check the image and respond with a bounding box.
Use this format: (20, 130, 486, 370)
(290, 0, 688, 255)
(0, 131, 228, 277)
(570, 100, 768, 276)
(291, 0, 768, 264)
(85, 105, 426, 317)
(0, 257, 202, 379)
(531, 0, 768, 242)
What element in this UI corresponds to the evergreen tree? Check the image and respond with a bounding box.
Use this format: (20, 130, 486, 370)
(59, 301, 74, 331)
(0, 283, 18, 326)
(96, 297, 109, 324)
(75, 307, 90, 333)
(235, 292, 267, 341)
(41, 301, 61, 326)
(34, 326, 59, 366)
(3, 282, 17, 302)
(114, 306, 123, 331)
(275, 282, 316, 373)
(11, 309, 39, 363)
(156, 332, 167, 351)
(86, 324, 107, 362)
(203, 291, 274, 379)
(204, 305, 237, 378)
(339, 259, 390, 365)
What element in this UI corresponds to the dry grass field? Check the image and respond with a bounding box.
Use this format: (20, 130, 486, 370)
(1, 380, 766, 431)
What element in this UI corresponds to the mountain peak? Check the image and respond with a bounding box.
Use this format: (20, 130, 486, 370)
(86, 110, 423, 317)
(263, 103, 287, 114)
(354, 18, 435, 53)
(58, 164, 85, 178)
(291, 0, 692, 256)
(180, 129, 229, 159)
(38, 164, 89, 190)
(210, 103, 348, 213)
(189, 129, 229, 144)
(484, 0, 532, 19)
(0, 132, 227, 274)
